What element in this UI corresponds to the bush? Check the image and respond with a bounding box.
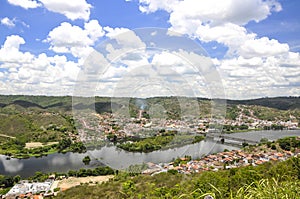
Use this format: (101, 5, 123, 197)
(82, 156, 91, 165)
(53, 187, 60, 192)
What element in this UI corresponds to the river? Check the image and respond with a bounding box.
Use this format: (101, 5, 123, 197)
(0, 130, 299, 178)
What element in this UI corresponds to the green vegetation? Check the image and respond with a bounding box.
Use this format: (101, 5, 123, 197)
(67, 166, 114, 177)
(0, 138, 86, 158)
(0, 95, 87, 158)
(233, 178, 300, 199)
(56, 155, 300, 199)
(172, 155, 192, 167)
(225, 102, 300, 123)
(118, 131, 204, 153)
(226, 105, 239, 120)
(2, 143, 58, 159)
(277, 136, 300, 151)
(118, 135, 174, 152)
(82, 156, 91, 165)
(227, 96, 300, 110)
(223, 124, 249, 133)
(0, 95, 299, 157)
(57, 138, 87, 153)
(0, 174, 21, 194)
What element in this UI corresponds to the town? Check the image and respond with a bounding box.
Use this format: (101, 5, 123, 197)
(75, 104, 299, 145)
(142, 145, 300, 175)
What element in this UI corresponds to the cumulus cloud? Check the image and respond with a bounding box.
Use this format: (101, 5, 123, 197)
(239, 37, 289, 58)
(139, 0, 281, 25)
(7, 0, 91, 21)
(104, 27, 131, 38)
(132, 0, 300, 99)
(217, 53, 300, 99)
(104, 28, 146, 62)
(137, 0, 285, 59)
(39, 0, 92, 21)
(45, 20, 104, 59)
(0, 35, 81, 95)
(0, 17, 16, 27)
(0, 35, 34, 65)
(7, 0, 41, 9)
(138, 0, 180, 13)
(169, 0, 281, 26)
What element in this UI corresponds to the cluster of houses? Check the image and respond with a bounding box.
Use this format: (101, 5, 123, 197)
(143, 147, 300, 175)
(3, 179, 55, 199)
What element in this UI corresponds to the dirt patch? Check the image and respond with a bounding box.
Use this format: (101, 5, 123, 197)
(25, 142, 58, 149)
(58, 175, 114, 190)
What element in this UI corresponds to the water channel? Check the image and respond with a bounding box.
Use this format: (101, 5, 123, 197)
(0, 130, 299, 178)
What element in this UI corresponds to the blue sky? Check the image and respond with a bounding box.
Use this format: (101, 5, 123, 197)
(0, 0, 299, 99)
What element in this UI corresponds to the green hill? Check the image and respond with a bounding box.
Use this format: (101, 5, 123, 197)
(0, 95, 299, 141)
(227, 96, 300, 110)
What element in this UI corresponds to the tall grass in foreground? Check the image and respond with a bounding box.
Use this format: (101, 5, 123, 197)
(231, 178, 300, 199)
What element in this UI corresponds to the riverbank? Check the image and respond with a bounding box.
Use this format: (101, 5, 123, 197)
(0, 143, 59, 159)
(0, 139, 87, 159)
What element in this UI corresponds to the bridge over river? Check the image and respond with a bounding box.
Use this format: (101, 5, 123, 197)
(205, 133, 260, 146)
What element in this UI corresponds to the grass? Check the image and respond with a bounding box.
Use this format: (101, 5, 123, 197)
(231, 178, 300, 199)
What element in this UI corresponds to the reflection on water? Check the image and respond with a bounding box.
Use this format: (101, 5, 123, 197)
(0, 140, 236, 177)
(1, 130, 299, 178)
(88, 139, 238, 170)
(0, 156, 24, 173)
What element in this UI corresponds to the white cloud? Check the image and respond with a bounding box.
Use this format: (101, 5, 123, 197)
(151, 51, 183, 66)
(0, 35, 81, 95)
(104, 27, 130, 38)
(1, 17, 16, 27)
(142, 0, 286, 60)
(103, 28, 146, 62)
(0, 17, 30, 28)
(133, 0, 300, 99)
(217, 53, 300, 99)
(138, 0, 180, 13)
(84, 20, 105, 41)
(0, 35, 34, 65)
(39, 0, 92, 21)
(45, 20, 104, 59)
(239, 37, 289, 58)
(7, 0, 91, 20)
(168, 0, 281, 26)
(7, 0, 41, 9)
(139, 0, 281, 25)
(137, 0, 284, 60)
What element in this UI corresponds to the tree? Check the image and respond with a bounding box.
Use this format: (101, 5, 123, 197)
(57, 138, 71, 151)
(13, 175, 21, 183)
(82, 156, 91, 165)
(260, 138, 268, 144)
(242, 142, 249, 147)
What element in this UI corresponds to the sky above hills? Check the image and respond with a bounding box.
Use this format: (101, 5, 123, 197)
(0, 0, 299, 99)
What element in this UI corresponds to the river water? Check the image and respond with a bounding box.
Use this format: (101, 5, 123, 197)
(0, 130, 299, 178)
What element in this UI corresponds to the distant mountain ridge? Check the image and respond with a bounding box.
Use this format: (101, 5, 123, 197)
(227, 96, 300, 110)
(0, 95, 299, 111)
